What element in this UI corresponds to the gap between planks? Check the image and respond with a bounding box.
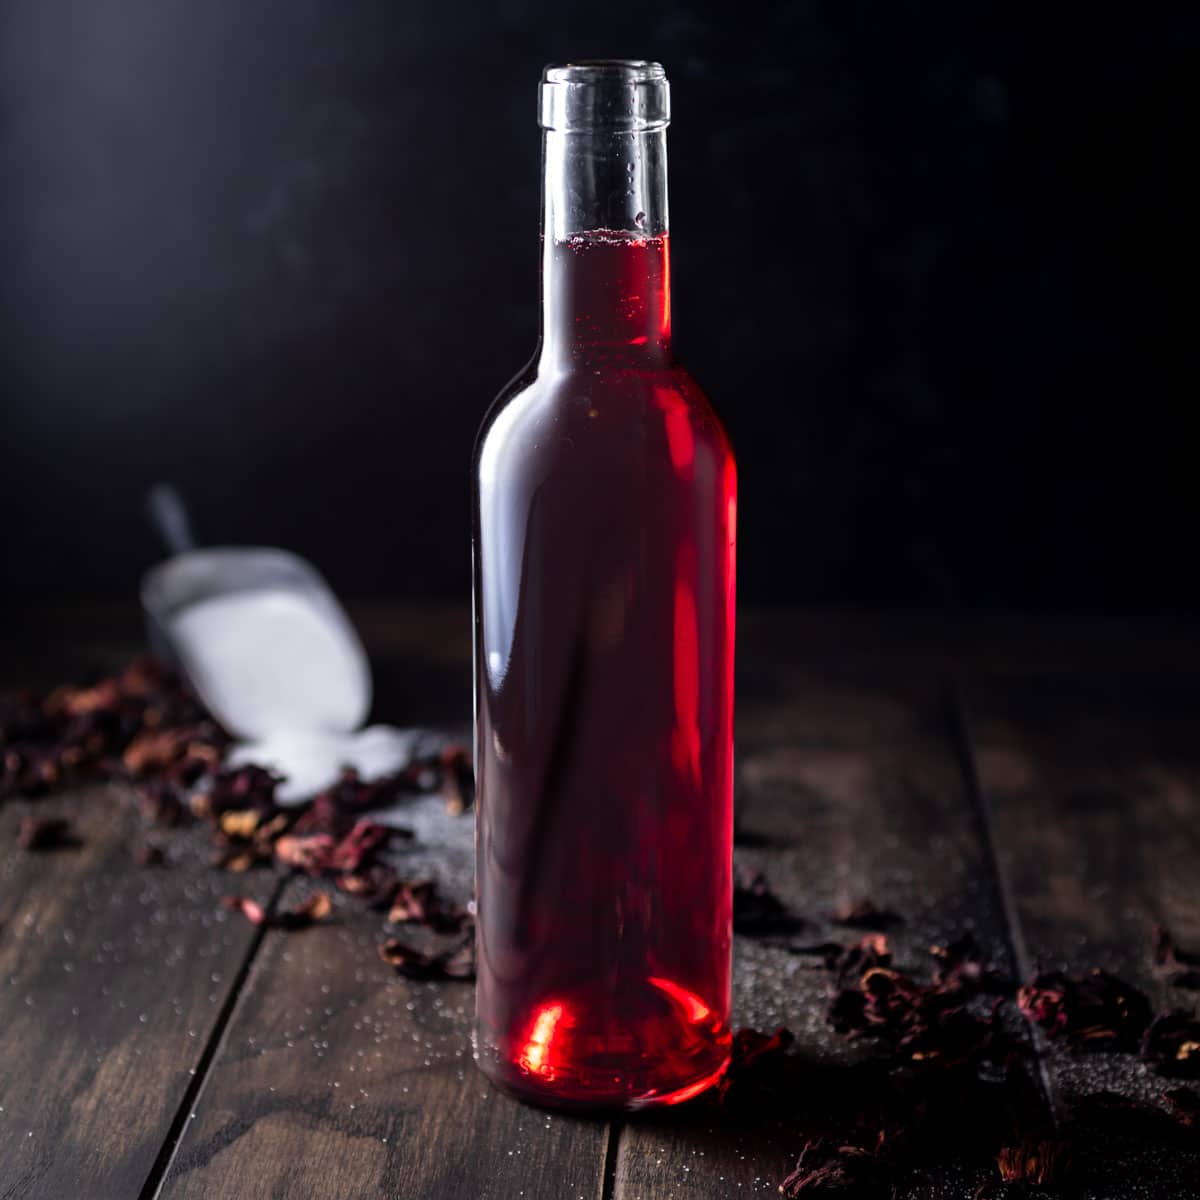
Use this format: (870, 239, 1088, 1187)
(137, 874, 290, 1200)
(601, 1120, 624, 1200)
(943, 684, 1060, 1126)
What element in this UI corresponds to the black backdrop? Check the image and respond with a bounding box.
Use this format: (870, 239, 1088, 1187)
(2, 2, 1195, 609)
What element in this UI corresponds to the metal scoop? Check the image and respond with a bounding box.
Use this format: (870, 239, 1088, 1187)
(141, 485, 372, 741)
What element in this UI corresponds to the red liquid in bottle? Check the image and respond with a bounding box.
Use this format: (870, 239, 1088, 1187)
(473, 230, 736, 1109)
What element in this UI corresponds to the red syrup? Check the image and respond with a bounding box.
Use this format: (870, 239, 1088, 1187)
(472, 230, 736, 1109)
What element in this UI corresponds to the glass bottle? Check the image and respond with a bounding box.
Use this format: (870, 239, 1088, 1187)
(472, 61, 736, 1110)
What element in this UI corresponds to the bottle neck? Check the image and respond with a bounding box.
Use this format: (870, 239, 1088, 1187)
(539, 128, 672, 367)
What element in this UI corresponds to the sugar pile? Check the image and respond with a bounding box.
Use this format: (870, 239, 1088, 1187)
(226, 726, 424, 806)
(167, 587, 424, 804)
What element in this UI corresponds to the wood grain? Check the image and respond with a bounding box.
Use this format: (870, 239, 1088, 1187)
(965, 671, 1200, 1198)
(156, 874, 611, 1200)
(0, 787, 276, 1200)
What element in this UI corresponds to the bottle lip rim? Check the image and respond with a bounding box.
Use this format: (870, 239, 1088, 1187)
(539, 62, 670, 131)
(542, 61, 666, 84)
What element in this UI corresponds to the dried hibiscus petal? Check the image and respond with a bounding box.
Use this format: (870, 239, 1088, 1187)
(276, 890, 333, 929)
(829, 951, 1012, 1072)
(1017, 969, 1151, 1052)
(335, 864, 399, 907)
(219, 808, 262, 838)
(379, 923, 476, 981)
(929, 933, 1012, 995)
(221, 895, 267, 925)
(137, 778, 188, 827)
(16, 814, 75, 851)
(779, 1137, 895, 1197)
(837, 934, 893, 982)
(221, 891, 332, 930)
(994, 1137, 1071, 1185)
(1140, 1010, 1200, 1078)
(440, 744, 474, 814)
(388, 879, 437, 923)
(716, 1026, 796, 1105)
(732, 867, 799, 935)
(328, 818, 390, 873)
(194, 764, 281, 818)
(122, 725, 210, 776)
(1162, 1086, 1200, 1126)
(134, 841, 166, 867)
(274, 832, 335, 873)
(387, 879, 469, 933)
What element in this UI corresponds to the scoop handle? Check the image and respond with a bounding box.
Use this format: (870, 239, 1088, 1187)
(147, 483, 197, 556)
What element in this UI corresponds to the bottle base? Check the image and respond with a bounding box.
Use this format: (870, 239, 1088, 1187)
(473, 975, 731, 1112)
(475, 1042, 730, 1113)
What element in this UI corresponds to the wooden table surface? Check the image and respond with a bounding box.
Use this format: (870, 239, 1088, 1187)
(1, 606, 1198, 1199)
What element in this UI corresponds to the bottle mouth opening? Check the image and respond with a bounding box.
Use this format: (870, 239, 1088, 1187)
(539, 60, 670, 132)
(542, 61, 666, 84)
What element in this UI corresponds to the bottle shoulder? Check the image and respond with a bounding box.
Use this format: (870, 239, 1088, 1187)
(474, 358, 734, 471)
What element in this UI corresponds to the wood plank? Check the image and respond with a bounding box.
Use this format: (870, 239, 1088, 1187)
(156, 795, 611, 1200)
(615, 663, 1031, 1198)
(0, 786, 277, 1200)
(965, 672, 1200, 1198)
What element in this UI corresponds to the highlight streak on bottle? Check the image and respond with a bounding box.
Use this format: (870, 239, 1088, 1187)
(518, 1002, 568, 1078)
(647, 976, 712, 1024)
(659, 1071, 722, 1106)
(723, 459, 738, 748)
(671, 543, 702, 789)
(661, 235, 671, 337)
(654, 386, 695, 474)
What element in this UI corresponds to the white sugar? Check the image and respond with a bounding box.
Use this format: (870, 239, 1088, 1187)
(226, 725, 422, 806)
(168, 588, 370, 740)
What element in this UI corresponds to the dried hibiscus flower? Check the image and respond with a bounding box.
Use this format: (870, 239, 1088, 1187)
(1140, 1010, 1200, 1078)
(733, 867, 800, 935)
(327, 818, 391, 873)
(191, 764, 281, 820)
(221, 895, 268, 926)
(387, 879, 469, 934)
(1162, 1086, 1200, 1126)
(212, 811, 288, 872)
(274, 832, 335, 873)
(779, 1136, 896, 1198)
(930, 933, 1013, 995)
(134, 841, 166, 867)
(830, 960, 1012, 1070)
(2, 656, 222, 804)
(1017, 969, 1151, 1052)
(716, 1025, 796, 1106)
(796, 934, 895, 994)
(994, 1137, 1071, 1186)
(335, 864, 399, 907)
(221, 891, 333, 930)
(15, 814, 75, 851)
(378, 921, 475, 981)
(276, 890, 333, 929)
(439, 744, 474, 815)
(122, 724, 217, 777)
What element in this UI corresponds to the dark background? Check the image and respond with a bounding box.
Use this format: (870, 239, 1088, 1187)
(2, 2, 1195, 610)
